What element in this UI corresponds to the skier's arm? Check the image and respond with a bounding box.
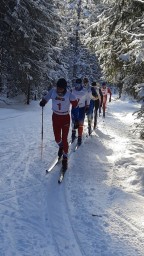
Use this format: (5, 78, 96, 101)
(84, 92, 90, 114)
(108, 88, 112, 102)
(39, 88, 53, 107)
(99, 89, 103, 106)
(70, 93, 79, 120)
(99, 88, 103, 98)
(91, 87, 98, 100)
(86, 90, 91, 106)
(43, 88, 54, 102)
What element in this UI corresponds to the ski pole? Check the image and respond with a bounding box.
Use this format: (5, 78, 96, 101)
(41, 106, 44, 140)
(41, 106, 44, 160)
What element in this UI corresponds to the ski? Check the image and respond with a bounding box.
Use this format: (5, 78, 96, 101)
(73, 143, 80, 152)
(73, 139, 84, 151)
(57, 141, 78, 183)
(87, 127, 97, 137)
(46, 157, 62, 174)
(88, 124, 97, 136)
(58, 168, 66, 184)
(45, 139, 73, 175)
(90, 129, 96, 136)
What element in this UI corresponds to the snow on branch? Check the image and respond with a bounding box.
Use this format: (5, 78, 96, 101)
(121, 30, 144, 38)
(133, 0, 144, 3)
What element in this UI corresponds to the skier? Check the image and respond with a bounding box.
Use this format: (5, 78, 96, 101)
(39, 78, 78, 171)
(101, 81, 112, 117)
(87, 82, 103, 133)
(71, 78, 90, 145)
(83, 77, 90, 91)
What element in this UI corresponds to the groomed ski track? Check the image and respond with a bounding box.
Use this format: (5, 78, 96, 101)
(45, 101, 144, 256)
(44, 101, 144, 256)
(0, 99, 144, 255)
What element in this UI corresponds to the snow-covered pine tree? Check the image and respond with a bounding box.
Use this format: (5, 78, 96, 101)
(0, 0, 62, 102)
(85, 0, 144, 136)
(55, 0, 102, 85)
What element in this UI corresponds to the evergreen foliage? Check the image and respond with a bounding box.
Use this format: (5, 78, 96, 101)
(0, 0, 62, 102)
(0, 0, 143, 135)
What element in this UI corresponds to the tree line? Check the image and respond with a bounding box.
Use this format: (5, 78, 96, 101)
(0, 0, 143, 136)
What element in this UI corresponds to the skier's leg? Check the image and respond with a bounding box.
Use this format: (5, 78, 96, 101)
(52, 113, 63, 158)
(71, 108, 77, 142)
(88, 100, 94, 135)
(103, 97, 107, 117)
(61, 114, 70, 170)
(77, 107, 85, 145)
(99, 103, 101, 116)
(94, 100, 99, 129)
(52, 113, 62, 144)
(61, 114, 70, 155)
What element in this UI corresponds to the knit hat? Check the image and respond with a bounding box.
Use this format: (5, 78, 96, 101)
(57, 78, 67, 89)
(76, 78, 82, 84)
(91, 82, 97, 87)
(102, 82, 106, 86)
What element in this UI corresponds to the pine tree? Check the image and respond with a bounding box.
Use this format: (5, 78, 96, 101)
(0, 0, 62, 102)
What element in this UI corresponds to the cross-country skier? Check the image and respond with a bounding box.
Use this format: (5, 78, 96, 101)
(101, 81, 112, 117)
(39, 78, 78, 171)
(71, 78, 90, 145)
(83, 77, 91, 92)
(87, 82, 103, 133)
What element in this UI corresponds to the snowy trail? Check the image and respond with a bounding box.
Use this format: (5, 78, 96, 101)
(46, 169, 86, 256)
(0, 99, 144, 255)
(0, 104, 58, 255)
(63, 101, 144, 256)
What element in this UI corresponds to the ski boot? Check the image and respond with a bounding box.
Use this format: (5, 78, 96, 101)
(71, 129, 76, 143)
(77, 136, 82, 146)
(99, 106, 101, 116)
(58, 146, 63, 161)
(62, 155, 68, 171)
(88, 120, 92, 135)
(93, 121, 97, 130)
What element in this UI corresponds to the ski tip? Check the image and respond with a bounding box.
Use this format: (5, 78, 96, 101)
(74, 143, 81, 151)
(58, 168, 67, 184)
(58, 176, 63, 184)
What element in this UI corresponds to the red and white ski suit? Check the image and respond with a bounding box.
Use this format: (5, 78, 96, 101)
(101, 87, 112, 112)
(44, 88, 78, 155)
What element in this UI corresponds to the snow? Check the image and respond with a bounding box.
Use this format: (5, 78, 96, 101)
(134, 0, 144, 3)
(0, 96, 144, 256)
(119, 53, 130, 62)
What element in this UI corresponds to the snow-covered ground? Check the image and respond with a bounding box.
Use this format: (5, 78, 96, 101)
(0, 96, 144, 256)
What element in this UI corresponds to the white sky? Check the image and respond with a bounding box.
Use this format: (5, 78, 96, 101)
(0, 94, 144, 256)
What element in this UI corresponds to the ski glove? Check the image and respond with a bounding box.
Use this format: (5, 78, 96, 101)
(109, 98, 111, 102)
(39, 99, 47, 107)
(74, 120, 79, 129)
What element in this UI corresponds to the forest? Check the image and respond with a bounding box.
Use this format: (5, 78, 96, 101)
(0, 0, 144, 135)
